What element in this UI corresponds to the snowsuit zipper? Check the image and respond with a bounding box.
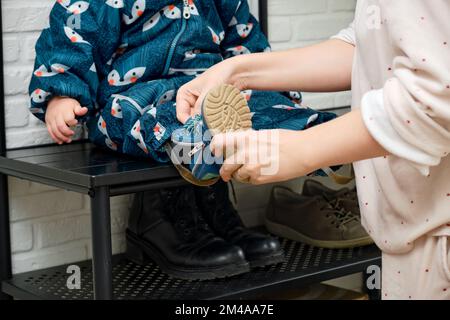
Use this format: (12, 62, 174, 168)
(162, 1, 191, 76)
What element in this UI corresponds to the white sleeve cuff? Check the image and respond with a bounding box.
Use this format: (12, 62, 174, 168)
(330, 22, 356, 46)
(361, 89, 440, 176)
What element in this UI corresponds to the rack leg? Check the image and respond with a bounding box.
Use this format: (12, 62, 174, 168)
(0, 174, 12, 300)
(90, 186, 113, 300)
(258, 0, 269, 37)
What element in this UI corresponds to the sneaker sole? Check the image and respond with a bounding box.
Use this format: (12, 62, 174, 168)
(202, 84, 252, 135)
(247, 251, 286, 269)
(126, 230, 250, 281)
(265, 219, 374, 249)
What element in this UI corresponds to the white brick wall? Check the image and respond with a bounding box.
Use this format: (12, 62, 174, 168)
(268, 0, 355, 109)
(8, 177, 131, 273)
(3, 0, 356, 274)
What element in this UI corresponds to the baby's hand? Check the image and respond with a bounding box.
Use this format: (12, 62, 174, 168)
(45, 97, 88, 144)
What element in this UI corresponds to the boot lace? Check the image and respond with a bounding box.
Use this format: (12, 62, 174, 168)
(163, 188, 211, 242)
(316, 197, 359, 229)
(324, 188, 359, 211)
(200, 185, 243, 236)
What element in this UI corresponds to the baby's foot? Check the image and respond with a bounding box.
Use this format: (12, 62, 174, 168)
(167, 84, 252, 186)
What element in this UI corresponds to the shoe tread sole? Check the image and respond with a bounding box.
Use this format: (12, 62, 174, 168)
(203, 84, 252, 134)
(247, 251, 285, 268)
(170, 84, 252, 186)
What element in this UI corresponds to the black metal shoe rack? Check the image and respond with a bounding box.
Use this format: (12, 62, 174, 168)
(0, 0, 381, 300)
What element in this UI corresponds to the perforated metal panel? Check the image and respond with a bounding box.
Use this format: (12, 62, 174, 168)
(3, 239, 380, 300)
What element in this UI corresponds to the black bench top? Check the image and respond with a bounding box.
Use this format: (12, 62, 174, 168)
(0, 141, 183, 193)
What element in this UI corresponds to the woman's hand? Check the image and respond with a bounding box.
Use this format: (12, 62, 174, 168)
(45, 97, 88, 144)
(210, 129, 312, 185)
(176, 40, 354, 124)
(210, 110, 388, 185)
(176, 57, 245, 124)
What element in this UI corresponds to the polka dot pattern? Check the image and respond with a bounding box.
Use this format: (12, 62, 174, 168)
(347, 4, 450, 300)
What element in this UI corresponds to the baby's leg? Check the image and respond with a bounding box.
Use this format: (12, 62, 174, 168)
(245, 90, 346, 181)
(87, 77, 194, 162)
(382, 233, 450, 300)
(245, 90, 336, 131)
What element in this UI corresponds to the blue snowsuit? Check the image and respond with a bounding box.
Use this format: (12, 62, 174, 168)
(29, 0, 336, 162)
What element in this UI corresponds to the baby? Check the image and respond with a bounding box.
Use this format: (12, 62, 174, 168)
(28, 0, 336, 280)
(29, 0, 335, 168)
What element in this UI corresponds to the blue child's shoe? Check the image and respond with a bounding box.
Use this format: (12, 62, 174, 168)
(166, 84, 252, 187)
(167, 84, 353, 187)
(167, 115, 222, 186)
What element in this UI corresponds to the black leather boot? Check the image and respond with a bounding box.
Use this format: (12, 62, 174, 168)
(126, 186, 250, 280)
(194, 181, 285, 268)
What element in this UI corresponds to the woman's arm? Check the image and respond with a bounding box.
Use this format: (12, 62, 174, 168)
(212, 109, 388, 184)
(229, 39, 354, 93)
(176, 39, 354, 123)
(176, 29, 387, 184)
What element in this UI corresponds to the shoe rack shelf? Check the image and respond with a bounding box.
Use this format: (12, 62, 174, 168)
(0, 118, 380, 300)
(3, 239, 380, 300)
(0, 1, 381, 300)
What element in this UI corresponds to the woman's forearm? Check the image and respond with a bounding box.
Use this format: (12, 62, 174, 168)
(213, 109, 389, 184)
(229, 39, 355, 93)
(300, 109, 388, 173)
